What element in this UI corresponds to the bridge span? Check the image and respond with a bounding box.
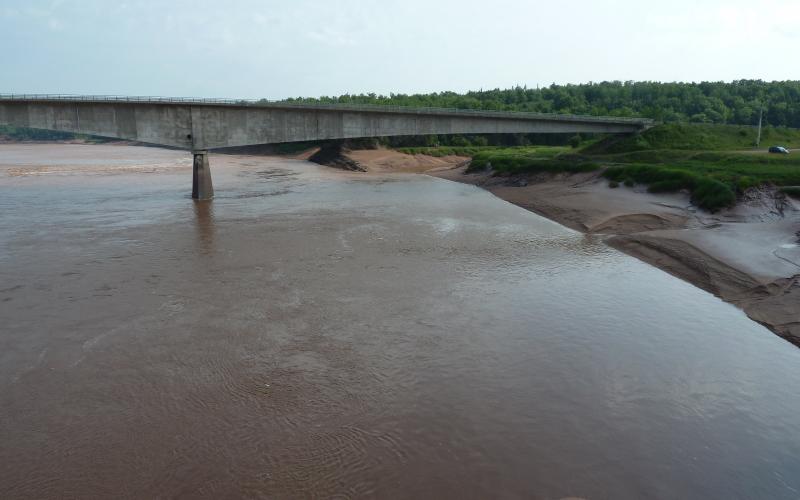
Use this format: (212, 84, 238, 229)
(0, 95, 654, 199)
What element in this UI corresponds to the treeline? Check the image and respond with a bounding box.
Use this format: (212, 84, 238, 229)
(280, 80, 800, 128)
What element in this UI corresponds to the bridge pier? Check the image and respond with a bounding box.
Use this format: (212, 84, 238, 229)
(192, 151, 214, 200)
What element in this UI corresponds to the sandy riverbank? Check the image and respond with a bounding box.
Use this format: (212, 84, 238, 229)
(340, 148, 800, 347)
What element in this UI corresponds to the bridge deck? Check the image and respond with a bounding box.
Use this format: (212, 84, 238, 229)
(0, 94, 653, 199)
(0, 94, 654, 127)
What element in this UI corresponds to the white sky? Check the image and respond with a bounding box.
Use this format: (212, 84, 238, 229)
(2, 0, 798, 99)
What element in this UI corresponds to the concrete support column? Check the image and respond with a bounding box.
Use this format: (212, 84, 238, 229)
(192, 151, 214, 200)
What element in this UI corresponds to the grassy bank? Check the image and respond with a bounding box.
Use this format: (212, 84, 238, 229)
(584, 122, 800, 153)
(418, 123, 800, 211)
(467, 146, 598, 175)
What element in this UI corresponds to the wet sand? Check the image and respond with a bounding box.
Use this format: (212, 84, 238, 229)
(3, 144, 800, 499)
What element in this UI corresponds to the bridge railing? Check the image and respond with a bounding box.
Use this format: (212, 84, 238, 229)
(0, 93, 654, 126)
(0, 94, 251, 105)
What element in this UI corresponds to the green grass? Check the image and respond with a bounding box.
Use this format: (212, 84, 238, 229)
(592, 126, 800, 210)
(602, 165, 737, 211)
(583, 122, 800, 154)
(467, 147, 596, 174)
(595, 132, 800, 210)
(597, 148, 800, 211)
(398, 123, 800, 212)
(600, 153, 800, 187)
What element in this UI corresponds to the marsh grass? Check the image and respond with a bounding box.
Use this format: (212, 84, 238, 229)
(397, 123, 800, 212)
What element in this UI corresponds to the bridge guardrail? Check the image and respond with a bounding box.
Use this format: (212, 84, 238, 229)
(0, 93, 654, 126)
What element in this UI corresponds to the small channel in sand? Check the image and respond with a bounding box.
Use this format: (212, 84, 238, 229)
(1, 144, 800, 499)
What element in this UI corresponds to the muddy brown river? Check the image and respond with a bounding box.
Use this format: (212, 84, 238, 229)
(1, 144, 800, 499)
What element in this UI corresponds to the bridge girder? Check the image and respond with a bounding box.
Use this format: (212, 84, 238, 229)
(0, 96, 653, 200)
(0, 97, 652, 151)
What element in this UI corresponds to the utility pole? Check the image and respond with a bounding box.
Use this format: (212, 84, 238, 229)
(756, 104, 763, 148)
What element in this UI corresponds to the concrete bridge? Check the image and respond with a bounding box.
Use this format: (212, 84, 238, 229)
(0, 95, 654, 199)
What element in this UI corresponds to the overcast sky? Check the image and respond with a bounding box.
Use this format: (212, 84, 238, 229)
(2, 0, 798, 99)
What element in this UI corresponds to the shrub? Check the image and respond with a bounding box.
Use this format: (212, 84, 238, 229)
(648, 179, 688, 193)
(466, 148, 596, 174)
(692, 178, 736, 211)
(736, 176, 757, 191)
(609, 181, 620, 188)
(603, 164, 735, 211)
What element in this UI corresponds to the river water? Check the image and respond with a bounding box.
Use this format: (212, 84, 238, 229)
(1, 144, 799, 499)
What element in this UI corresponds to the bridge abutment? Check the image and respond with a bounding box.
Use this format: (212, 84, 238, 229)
(192, 151, 214, 200)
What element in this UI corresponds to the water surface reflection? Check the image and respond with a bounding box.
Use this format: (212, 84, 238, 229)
(193, 200, 216, 255)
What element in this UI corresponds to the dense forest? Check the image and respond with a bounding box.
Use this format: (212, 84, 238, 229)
(281, 80, 800, 128)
